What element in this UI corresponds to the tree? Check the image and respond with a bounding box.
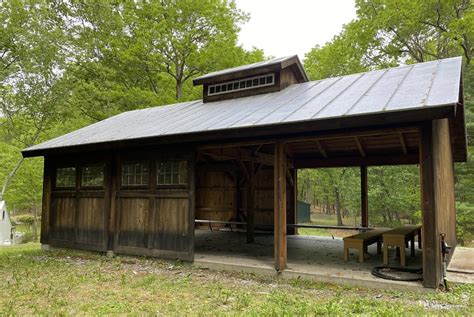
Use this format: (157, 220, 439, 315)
(0, 1, 70, 201)
(302, 0, 474, 241)
(66, 1, 265, 120)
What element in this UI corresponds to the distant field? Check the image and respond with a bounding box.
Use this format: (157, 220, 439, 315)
(0, 243, 472, 315)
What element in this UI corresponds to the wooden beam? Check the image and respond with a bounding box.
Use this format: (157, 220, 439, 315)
(274, 141, 287, 271)
(360, 166, 368, 228)
(354, 136, 366, 157)
(315, 140, 328, 158)
(247, 161, 255, 243)
(420, 122, 442, 288)
(198, 126, 420, 150)
(40, 158, 52, 245)
(286, 167, 294, 187)
(399, 133, 408, 154)
(294, 154, 419, 168)
(201, 147, 274, 166)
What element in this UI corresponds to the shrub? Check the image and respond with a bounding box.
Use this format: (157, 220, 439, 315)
(13, 214, 35, 225)
(456, 202, 474, 245)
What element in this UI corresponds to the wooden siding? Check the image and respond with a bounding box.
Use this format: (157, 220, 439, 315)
(51, 197, 76, 242)
(44, 149, 195, 261)
(77, 197, 106, 245)
(117, 198, 149, 248)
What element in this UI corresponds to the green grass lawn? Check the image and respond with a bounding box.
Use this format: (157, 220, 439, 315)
(0, 244, 472, 315)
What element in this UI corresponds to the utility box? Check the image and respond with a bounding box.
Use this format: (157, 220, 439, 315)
(297, 200, 311, 223)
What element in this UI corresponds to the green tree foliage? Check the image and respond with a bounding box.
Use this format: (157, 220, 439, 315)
(65, 1, 264, 120)
(302, 0, 474, 241)
(0, 1, 265, 211)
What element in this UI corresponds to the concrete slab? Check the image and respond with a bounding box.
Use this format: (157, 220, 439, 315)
(448, 247, 474, 273)
(194, 230, 425, 291)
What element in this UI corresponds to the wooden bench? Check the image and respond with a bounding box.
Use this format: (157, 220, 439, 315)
(383, 225, 422, 267)
(343, 229, 390, 263)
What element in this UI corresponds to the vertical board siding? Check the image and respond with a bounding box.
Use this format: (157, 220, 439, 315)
(77, 198, 106, 245)
(118, 198, 149, 248)
(196, 169, 235, 226)
(51, 197, 76, 241)
(153, 198, 189, 251)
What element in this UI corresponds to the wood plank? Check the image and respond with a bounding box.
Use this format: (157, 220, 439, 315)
(40, 158, 52, 244)
(274, 141, 287, 271)
(294, 153, 419, 168)
(360, 166, 368, 227)
(399, 133, 408, 154)
(315, 140, 328, 158)
(354, 137, 366, 157)
(247, 161, 255, 243)
(432, 119, 457, 260)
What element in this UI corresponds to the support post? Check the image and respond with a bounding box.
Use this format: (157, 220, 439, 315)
(274, 141, 287, 271)
(247, 161, 255, 243)
(360, 165, 368, 227)
(40, 158, 52, 244)
(420, 122, 442, 288)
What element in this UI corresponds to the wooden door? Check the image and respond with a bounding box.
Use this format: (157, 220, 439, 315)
(114, 153, 195, 261)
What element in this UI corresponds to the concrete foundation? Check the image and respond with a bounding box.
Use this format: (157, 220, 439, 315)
(194, 230, 426, 291)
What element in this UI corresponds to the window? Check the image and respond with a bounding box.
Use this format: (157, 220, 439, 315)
(56, 167, 76, 188)
(122, 162, 149, 186)
(82, 165, 104, 187)
(157, 160, 188, 185)
(208, 73, 275, 96)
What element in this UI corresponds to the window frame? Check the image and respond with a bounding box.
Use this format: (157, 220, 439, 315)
(54, 166, 77, 190)
(207, 73, 275, 96)
(156, 159, 189, 187)
(80, 164, 105, 189)
(120, 161, 151, 188)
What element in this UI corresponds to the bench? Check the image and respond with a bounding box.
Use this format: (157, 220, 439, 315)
(383, 225, 422, 267)
(343, 229, 391, 263)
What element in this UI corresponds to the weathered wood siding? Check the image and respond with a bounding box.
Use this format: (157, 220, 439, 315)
(43, 149, 195, 261)
(195, 162, 296, 232)
(195, 166, 236, 227)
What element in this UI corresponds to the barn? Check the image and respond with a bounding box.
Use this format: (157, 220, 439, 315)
(22, 55, 466, 289)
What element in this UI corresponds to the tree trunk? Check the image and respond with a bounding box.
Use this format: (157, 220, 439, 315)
(0, 157, 24, 201)
(335, 187, 343, 226)
(176, 80, 183, 100)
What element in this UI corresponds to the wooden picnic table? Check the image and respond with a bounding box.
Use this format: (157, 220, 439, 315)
(343, 228, 391, 263)
(383, 225, 422, 267)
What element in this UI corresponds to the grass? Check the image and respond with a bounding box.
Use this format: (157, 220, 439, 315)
(0, 243, 473, 315)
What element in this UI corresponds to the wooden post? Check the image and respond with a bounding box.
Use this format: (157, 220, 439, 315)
(360, 166, 368, 227)
(247, 161, 255, 243)
(274, 141, 287, 271)
(420, 121, 442, 288)
(40, 158, 52, 244)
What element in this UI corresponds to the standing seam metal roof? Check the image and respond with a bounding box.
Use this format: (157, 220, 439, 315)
(23, 57, 462, 154)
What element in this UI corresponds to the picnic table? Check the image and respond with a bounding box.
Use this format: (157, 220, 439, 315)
(383, 225, 422, 267)
(343, 228, 391, 263)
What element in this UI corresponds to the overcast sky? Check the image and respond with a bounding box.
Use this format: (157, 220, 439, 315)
(235, 0, 357, 61)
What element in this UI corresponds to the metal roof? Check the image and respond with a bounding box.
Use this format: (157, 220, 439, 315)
(23, 57, 463, 155)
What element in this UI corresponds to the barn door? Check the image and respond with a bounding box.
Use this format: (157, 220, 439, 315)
(49, 160, 110, 252)
(113, 153, 195, 261)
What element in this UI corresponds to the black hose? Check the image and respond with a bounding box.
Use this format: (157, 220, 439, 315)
(371, 266, 423, 281)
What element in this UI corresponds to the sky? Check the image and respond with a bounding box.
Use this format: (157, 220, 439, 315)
(235, 0, 357, 61)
